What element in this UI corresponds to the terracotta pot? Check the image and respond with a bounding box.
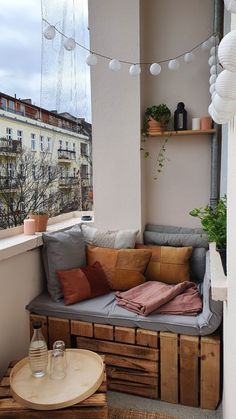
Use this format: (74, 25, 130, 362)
(147, 117, 162, 133)
(200, 116, 212, 130)
(29, 214, 49, 232)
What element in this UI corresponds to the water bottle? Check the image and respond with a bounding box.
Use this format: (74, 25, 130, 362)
(29, 320, 48, 377)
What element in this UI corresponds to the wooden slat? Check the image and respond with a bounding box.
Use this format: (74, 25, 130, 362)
(71, 320, 93, 337)
(136, 329, 158, 348)
(107, 366, 157, 385)
(104, 353, 158, 373)
(108, 379, 158, 399)
(76, 337, 158, 361)
(0, 378, 9, 387)
(94, 324, 113, 341)
(0, 405, 108, 419)
(180, 335, 199, 407)
(160, 332, 178, 404)
(0, 388, 11, 398)
(114, 327, 135, 344)
(48, 317, 70, 349)
(200, 335, 220, 410)
(30, 314, 48, 344)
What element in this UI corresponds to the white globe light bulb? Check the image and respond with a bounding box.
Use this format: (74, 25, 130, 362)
(208, 56, 217, 66)
(209, 74, 217, 84)
(184, 52, 195, 64)
(168, 59, 180, 71)
(150, 63, 161, 76)
(43, 25, 56, 40)
(129, 64, 141, 76)
(86, 53, 98, 66)
(210, 46, 218, 56)
(109, 59, 121, 71)
(201, 40, 211, 51)
(209, 84, 216, 95)
(209, 35, 217, 45)
(64, 37, 76, 51)
(210, 64, 222, 75)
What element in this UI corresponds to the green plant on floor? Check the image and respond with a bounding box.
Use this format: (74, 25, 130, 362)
(189, 196, 227, 250)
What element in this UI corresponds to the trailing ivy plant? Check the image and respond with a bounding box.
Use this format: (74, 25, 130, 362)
(141, 136, 170, 180)
(189, 196, 227, 250)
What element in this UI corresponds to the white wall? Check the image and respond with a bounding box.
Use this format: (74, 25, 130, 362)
(140, 0, 214, 227)
(88, 0, 142, 232)
(0, 249, 44, 378)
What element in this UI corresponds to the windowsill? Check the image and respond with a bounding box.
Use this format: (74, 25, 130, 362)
(209, 242, 227, 302)
(0, 211, 93, 263)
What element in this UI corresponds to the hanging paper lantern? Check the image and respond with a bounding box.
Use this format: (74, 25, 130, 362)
(184, 52, 195, 64)
(208, 103, 233, 124)
(86, 53, 98, 66)
(64, 37, 76, 51)
(168, 59, 180, 71)
(213, 93, 236, 114)
(210, 46, 218, 56)
(224, 0, 236, 13)
(211, 91, 217, 101)
(109, 59, 121, 71)
(129, 64, 141, 76)
(215, 69, 236, 100)
(209, 74, 217, 84)
(150, 63, 161, 75)
(218, 30, 236, 72)
(43, 25, 56, 40)
(208, 56, 217, 66)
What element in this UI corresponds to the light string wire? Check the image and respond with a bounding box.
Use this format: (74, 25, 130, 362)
(42, 17, 220, 66)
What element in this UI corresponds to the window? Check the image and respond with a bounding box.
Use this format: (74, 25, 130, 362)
(65, 141, 69, 151)
(31, 133, 36, 151)
(47, 137, 52, 153)
(40, 135, 44, 152)
(8, 100, 15, 111)
(73, 167, 76, 178)
(65, 167, 69, 178)
(19, 164, 24, 178)
(8, 162, 14, 178)
(19, 104, 25, 115)
(6, 128, 13, 141)
(73, 143, 76, 152)
(59, 140, 63, 150)
(17, 130, 23, 142)
(60, 166, 63, 179)
(80, 143, 88, 156)
(1, 97, 7, 110)
(81, 164, 88, 178)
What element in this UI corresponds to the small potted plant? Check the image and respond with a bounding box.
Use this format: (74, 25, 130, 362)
(144, 104, 171, 134)
(29, 211, 49, 232)
(189, 196, 227, 273)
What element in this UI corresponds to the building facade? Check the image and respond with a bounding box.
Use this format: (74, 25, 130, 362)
(0, 92, 92, 227)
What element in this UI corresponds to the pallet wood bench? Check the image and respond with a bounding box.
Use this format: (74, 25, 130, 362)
(29, 314, 221, 410)
(0, 358, 108, 419)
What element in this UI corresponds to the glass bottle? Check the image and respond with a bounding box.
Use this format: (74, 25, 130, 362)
(29, 320, 48, 377)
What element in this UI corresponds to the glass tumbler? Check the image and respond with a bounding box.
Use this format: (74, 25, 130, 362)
(50, 349, 66, 380)
(53, 340, 67, 369)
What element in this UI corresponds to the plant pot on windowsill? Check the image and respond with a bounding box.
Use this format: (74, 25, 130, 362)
(29, 213, 49, 232)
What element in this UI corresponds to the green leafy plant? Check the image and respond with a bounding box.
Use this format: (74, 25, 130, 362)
(189, 196, 227, 249)
(143, 104, 171, 134)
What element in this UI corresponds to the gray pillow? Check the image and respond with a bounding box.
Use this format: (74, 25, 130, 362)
(144, 231, 209, 249)
(81, 224, 138, 249)
(42, 226, 86, 302)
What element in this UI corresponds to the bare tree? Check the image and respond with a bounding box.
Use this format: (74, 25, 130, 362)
(0, 143, 82, 228)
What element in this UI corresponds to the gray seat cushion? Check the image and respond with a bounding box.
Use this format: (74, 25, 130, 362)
(26, 253, 222, 336)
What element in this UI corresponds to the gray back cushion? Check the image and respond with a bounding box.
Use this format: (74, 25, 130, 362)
(144, 227, 208, 283)
(145, 224, 204, 235)
(42, 226, 86, 302)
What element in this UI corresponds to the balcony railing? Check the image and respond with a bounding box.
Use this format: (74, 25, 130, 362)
(59, 177, 78, 187)
(58, 149, 76, 161)
(0, 177, 19, 190)
(0, 139, 22, 154)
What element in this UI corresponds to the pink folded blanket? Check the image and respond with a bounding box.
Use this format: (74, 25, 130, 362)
(115, 281, 202, 316)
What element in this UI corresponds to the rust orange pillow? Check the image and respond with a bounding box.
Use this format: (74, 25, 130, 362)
(57, 261, 110, 305)
(135, 244, 192, 284)
(87, 245, 152, 290)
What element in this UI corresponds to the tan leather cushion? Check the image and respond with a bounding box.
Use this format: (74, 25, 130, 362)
(87, 245, 152, 290)
(135, 244, 193, 284)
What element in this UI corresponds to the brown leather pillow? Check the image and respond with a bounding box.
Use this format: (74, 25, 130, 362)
(135, 244, 193, 284)
(57, 261, 110, 305)
(87, 245, 152, 291)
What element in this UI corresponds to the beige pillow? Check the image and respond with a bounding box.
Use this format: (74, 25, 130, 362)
(81, 224, 138, 249)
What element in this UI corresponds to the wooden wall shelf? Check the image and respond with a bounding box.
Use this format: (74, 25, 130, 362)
(147, 129, 216, 137)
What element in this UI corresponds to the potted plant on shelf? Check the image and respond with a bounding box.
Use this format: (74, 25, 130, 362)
(143, 104, 171, 135)
(189, 196, 227, 273)
(29, 211, 49, 232)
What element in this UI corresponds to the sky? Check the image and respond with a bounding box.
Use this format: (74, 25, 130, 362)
(0, 0, 91, 121)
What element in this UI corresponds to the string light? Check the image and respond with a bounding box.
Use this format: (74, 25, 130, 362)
(42, 19, 219, 77)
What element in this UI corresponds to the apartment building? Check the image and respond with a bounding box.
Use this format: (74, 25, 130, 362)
(0, 92, 92, 225)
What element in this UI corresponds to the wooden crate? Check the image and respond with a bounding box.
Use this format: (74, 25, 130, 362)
(0, 358, 108, 419)
(29, 314, 221, 409)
